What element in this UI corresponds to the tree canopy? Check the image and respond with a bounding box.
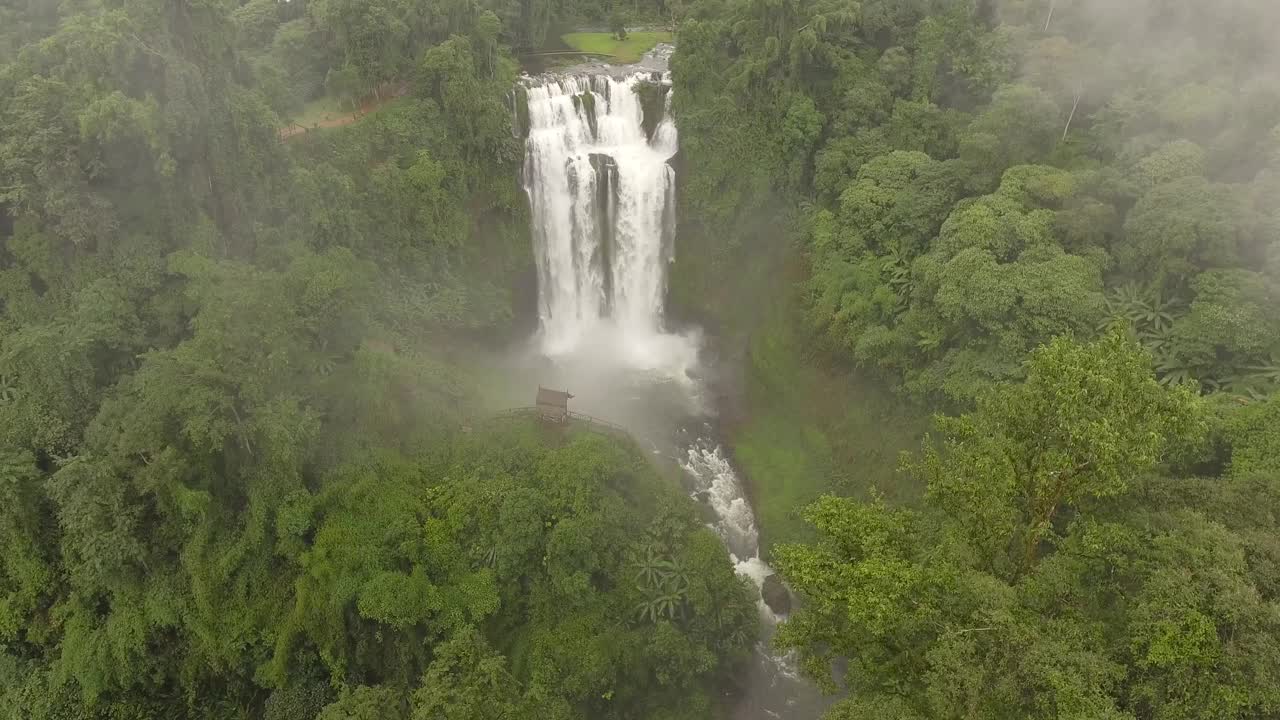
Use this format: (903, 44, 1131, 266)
(0, 1, 753, 718)
(777, 335, 1280, 719)
(7, 0, 1280, 718)
(674, 0, 1280, 403)
(670, 1, 1280, 717)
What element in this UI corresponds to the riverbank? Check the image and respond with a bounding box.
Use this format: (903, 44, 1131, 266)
(675, 233, 929, 555)
(731, 290, 929, 553)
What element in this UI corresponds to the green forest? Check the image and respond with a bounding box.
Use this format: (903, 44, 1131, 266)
(3, 0, 1280, 718)
(671, 0, 1280, 717)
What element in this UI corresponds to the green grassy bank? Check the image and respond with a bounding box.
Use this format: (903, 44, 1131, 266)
(670, 214, 928, 554)
(561, 31, 672, 63)
(731, 283, 929, 553)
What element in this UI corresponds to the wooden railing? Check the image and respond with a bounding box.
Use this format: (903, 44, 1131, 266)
(520, 51, 618, 59)
(568, 410, 629, 434)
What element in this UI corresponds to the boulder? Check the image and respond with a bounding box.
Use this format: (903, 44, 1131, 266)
(761, 573, 791, 617)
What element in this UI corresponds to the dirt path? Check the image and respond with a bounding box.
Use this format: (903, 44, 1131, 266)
(279, 112, 361, 140)
(278, 83, 409, 141)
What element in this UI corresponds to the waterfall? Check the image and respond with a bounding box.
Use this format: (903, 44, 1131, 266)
(520, 67, 789, 619)
(523, 72, 677, 357)
(519, 60, 816, 717)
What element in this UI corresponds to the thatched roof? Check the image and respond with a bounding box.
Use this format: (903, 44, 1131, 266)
(536, 386, 572, 408)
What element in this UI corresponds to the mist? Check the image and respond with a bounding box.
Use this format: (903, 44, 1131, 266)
(7, 0, 1280, 718)
(1003, 0, 1280, 175)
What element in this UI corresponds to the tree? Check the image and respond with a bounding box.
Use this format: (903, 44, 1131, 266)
(918, 331, 1203, 571)
(1121, 176, 1251, 283)
(411, 628, 527, 720)
(233, 0, 284, 50)
(1133, 140, 1207, 191)
(959, 85, 1060, 191)
(776, 335, 1222, 720)
(309, 0, 410, 96)
(610, 9, 629, 40)
(318, 686, 406, 720)
(781, 94, 825, 190)
(326, 63, 363, 111)
(805, 151, 960, 368)
(0, 451, 55, 646)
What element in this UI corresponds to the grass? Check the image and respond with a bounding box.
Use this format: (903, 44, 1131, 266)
(560, 31, 673, 63)
(714, 245, 930, 556)
(733, 299, 930, 554)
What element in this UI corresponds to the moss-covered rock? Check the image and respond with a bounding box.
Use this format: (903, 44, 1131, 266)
(633, 80, 669, 140)
(513, 85, 530, 138)
(571, 91, 598, 136)
(761, 573, 792, 616)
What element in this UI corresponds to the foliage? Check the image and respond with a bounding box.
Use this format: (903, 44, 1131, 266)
(0, 2, 752, 718)
(775, 335, 1280, 720)
(679, 0, 1280, 715)
(672, 0, 1280, 407)
(10, 0, 1280, 718)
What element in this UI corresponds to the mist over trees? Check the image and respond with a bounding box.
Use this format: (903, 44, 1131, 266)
(676, 0, 1280, 404)
(5, 0, 1280, 719)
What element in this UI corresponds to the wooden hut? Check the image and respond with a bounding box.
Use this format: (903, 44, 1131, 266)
(536, 386, 573, 423)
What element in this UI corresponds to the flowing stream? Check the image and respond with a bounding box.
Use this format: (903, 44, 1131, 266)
(519, 52, 825, 718)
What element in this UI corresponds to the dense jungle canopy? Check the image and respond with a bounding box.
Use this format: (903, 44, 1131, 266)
(3, 0, 1280, 719)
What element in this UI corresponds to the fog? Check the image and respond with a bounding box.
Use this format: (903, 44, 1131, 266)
(1004, 0, 1280, 98)
(478, 324, 710, 461)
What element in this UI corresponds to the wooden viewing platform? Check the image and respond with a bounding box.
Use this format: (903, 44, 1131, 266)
(470, 387, 632, 442)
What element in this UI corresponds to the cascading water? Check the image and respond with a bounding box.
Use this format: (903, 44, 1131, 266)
(519, 54, 821, 718)
(682, 441, 808, 712)
(523, 72, 678, 356)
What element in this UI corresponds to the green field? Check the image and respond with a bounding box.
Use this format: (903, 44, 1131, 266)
(560, 31, 673, 63)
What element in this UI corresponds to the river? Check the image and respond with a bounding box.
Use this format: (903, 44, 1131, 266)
(509, 46, 829, 719)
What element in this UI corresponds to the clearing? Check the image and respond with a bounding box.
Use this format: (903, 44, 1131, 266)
(288, 94, 357, 128)
(560, 31, 673, 63)
(279, 85, 408, 140)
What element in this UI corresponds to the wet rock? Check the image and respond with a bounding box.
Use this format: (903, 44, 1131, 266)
(632, 81, 669, 140)
(761, 573, 791, 617)
(511, 86, 530, 138)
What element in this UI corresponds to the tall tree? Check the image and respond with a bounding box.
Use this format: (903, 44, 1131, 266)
(776, 334, 1223, 719)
